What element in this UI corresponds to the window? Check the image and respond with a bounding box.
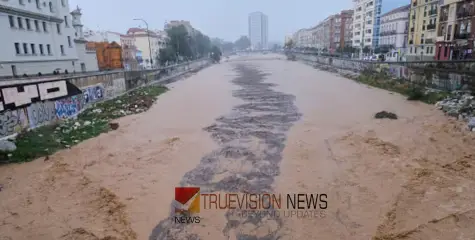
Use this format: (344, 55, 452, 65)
(60, 45, 65, 55)
(47, 44, 51, 55)
(67, 36, 72, 47)
(36, 0, 40, 8)
(14, 43, 20, 54)
(34, 20, 39, 31)
(23, 43, 28, 54)
(64, 16, 69, 27)
(56, 23, 61, 34)
(426, 47, 430, 54)
(17, 17, 23, 29)
(39, 44, 44, 55)
(26, 19, 31, 30)
(49, 2, 54, 12)
(61, 0, 66, 6)
(43, 21, 47, 32)
(19, 0, 25, 5)
(31, 44, 36, 55)
(9, 16, 15, 28)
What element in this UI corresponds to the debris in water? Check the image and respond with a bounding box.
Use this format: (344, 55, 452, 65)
(109, 122, 120, 130)
(374, 111, 398, 120)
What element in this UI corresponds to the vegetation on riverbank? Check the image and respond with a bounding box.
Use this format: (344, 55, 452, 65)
(1, 85, 168, 164)
(355, 71, 450, 104)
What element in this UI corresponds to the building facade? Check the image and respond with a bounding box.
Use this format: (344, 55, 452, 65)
(352, 0, 383, 52)
(298, 10, 353, 53)
(126, 28, 162, 69)
(407, 0, 439, 60)
(341, 10, 355, 50)
(379, 4, 410, 57)
(87, 42, 123, 70)
(0, 0, 97, 77)
(248, 12, 269, 50)
(435, 0, 475, 60)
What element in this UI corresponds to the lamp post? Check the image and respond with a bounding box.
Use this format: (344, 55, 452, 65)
(133, 18, 153, 68)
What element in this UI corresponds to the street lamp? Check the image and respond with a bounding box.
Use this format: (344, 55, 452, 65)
(133, 18, 153, 68)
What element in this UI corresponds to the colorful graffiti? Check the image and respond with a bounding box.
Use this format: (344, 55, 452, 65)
(55, 95, 84, 119)
(0, 109, 28, 138)
(27, 101, 58, 128)
(104, 78, 126, 99)
(0, 80, 82, 112)
(83, 84, 104, 104)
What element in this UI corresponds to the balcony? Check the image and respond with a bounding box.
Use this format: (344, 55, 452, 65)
(457, 10, 474, 19)
(454, 32, 470, 39)
(425, 38, 434, 44)
(427, 24, 436, 30)
(439, 15, 448, 22)
(380, 30, 397, 36)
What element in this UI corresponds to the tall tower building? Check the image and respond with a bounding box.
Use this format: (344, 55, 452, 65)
(352, 0, 383, 54)
(248, 12, 269, 50)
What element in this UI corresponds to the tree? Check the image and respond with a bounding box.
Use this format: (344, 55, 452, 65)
(158, 46, 177, 65)
(284, 39, 294, 49)
(221, 42, 234, 52)
(161, 25, 214, 65)
(234, 36, 251, 50)
(210, 45, 222, 62)
(166, 25, 193, 58)
(362, 46, 371, 54)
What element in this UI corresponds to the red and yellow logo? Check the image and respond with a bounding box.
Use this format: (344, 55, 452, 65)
(174, 187, 200, 214)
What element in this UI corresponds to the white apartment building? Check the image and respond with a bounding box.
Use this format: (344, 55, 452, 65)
(248, 12, 268, 50)
(84, 29, 122, 44)
(379, 5, 410, 58)
(126, 28, 164, 69)
(352, 0, 383, 51)
(0, 0, 98, 77)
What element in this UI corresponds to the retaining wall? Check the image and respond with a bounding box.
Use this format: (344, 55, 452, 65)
(295, 54, 475, 91)
(0, 59, 211, 139)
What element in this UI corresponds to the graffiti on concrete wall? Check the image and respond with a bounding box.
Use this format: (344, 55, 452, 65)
(26, 101, 58, 128)
(83, 84, 104, 104)
(55, 95, 84, 119)
(104, 78, 126, 99)
(0, 80, 82, 112)
(0, 109, 28, 138)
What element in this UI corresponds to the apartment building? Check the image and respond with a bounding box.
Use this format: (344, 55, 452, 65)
(0, 0, 98, 77)
(407, 0, 439, 60)
(248, 12, 269, 50)
(126, 28, 163, 68)
(379, 5, 410, 57)
(302, 10, 353, 53)
(352, 0, 383, 51)
(435, 0, 475, 60)
(341, 10, 355, 49)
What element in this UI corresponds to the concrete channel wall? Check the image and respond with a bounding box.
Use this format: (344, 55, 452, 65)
(295, 53, 475, 91)
(0, 59, 211, 139)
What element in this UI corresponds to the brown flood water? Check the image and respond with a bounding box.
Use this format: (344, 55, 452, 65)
(1, 54, 475, 240)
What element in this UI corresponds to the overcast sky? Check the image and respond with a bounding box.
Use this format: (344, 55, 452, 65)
(69, 0, 407, 43)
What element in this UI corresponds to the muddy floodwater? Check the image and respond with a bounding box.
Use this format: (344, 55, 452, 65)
(2, 54, 475, 240)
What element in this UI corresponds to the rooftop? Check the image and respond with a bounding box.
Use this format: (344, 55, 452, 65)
(381, 4, 411, 17)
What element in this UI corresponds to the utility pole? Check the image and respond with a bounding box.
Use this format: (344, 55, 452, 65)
(133, 18, 153, 68)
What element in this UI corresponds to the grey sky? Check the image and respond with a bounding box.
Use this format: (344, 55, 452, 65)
(69, 0, 408, 43)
